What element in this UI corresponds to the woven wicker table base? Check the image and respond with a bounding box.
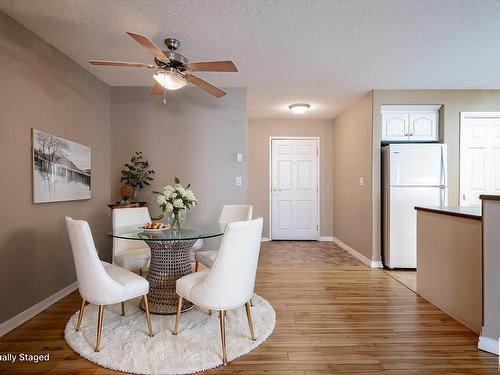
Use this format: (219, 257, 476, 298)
(139, 239, 197, 315)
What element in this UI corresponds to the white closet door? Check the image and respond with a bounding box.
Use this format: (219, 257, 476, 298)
(460, 114, 500, 206)
(271, 138, 319, 240)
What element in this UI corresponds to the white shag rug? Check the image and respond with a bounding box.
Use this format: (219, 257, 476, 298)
(64, 294, 275, 374)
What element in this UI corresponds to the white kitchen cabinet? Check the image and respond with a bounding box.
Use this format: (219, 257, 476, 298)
(382, 112, 409, 141)
(381, 105, 441, 142)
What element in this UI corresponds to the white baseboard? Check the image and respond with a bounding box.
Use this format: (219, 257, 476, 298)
(332, 237, 382, 268)
(478, 335, 499, 355)
(261, 237, 271, 242)
(0, 281, 78, 337)
(319, 236, 334, 241)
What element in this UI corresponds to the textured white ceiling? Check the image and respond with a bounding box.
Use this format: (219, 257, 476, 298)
(1, 0, 500, 119)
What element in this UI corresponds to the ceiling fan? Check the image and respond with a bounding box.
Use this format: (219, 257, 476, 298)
(89, 32, 237, 98)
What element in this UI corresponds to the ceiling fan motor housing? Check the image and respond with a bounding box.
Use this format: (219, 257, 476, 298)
(154, 38, 187, 70)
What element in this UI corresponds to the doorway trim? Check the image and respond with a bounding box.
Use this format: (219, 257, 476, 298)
(268, 136, 321, 240)
(459, 111, 500, 206)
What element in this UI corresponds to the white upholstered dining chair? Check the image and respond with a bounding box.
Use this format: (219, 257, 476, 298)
(173, 218, 263, 365)
(65, 217, 153, 352)
(112, 207, 151, 275)
(194, 205, 253, 271)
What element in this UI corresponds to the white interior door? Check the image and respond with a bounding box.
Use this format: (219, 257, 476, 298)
(460, 113, 500, 206)
(271, 138, 319, 240)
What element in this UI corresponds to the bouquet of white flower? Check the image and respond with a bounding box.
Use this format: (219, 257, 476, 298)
(154, 177, 197, 229)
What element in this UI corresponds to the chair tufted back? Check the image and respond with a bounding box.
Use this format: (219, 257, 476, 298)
(218, 205, 253, 225)
(190, 218, 263, 309)
(112, 207, 151, 261)
(65, 217, 124, 304)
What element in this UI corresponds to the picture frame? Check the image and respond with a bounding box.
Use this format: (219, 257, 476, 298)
(32, 128, 91, 203)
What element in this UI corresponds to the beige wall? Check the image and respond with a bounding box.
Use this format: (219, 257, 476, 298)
(0, 12, 111, 323)
(371, 90, 500, 261)
(332, 92, 373, 260)
(416, 211, 482, 333)
(247, 119, 334, 238)
(111, 87, 247, 248)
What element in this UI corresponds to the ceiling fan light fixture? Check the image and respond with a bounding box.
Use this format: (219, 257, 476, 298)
(153, 68, 187, 90)
(289, 103, 311, 114)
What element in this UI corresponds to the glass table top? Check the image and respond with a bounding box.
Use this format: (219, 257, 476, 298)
(107, 223, 225, 241)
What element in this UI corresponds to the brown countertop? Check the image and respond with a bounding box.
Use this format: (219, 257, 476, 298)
(480, 195, 500, 201)
(415, 206, 481, 220)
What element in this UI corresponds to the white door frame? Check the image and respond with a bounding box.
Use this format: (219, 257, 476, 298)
(459, 112, 500, 206)
(268, 136, 321, 240)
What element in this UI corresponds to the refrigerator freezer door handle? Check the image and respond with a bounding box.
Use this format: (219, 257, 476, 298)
(440, 146, 446, 188)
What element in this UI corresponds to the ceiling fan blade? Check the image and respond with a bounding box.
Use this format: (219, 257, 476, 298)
(186, 60, 238, 72)
(150, 82, 165, 96)
(185, 74, 226, 98)
(89, 60, 155, 68)
(127, 32, 170, 64)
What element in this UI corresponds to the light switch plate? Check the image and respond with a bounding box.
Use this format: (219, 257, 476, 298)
(359, 177, 364, 186)
(236, 152, 243, 162)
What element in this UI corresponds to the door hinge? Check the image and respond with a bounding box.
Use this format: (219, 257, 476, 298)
(316, 148, 319, 156)
(317, 186, 319, 194)
(316, 224, 319, 231)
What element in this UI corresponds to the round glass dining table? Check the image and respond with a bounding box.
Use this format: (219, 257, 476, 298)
(108, 223, 225, 315)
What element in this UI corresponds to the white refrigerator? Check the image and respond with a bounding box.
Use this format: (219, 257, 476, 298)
(383, 144, 447, 268)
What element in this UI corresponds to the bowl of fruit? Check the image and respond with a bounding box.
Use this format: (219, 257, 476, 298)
(140, 222, 170, 232)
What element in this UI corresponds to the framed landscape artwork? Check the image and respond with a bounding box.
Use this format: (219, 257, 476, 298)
(32, 129, 91, 203)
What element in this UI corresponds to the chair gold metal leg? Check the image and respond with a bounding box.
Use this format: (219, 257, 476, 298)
(173, 295, 183, 335)
(121, 302, 125, 316)
(245, 302, 256, 341)
(219, 310, 228, 365)
(139, 268, 143, 276)
(194, 261, 199, 272)
(95, 305, 104, 352)
(143, 295, 154, 337)
(249, 298, 253, 307)
(76, 298, 86, 332)
(208, 309, 212, 316)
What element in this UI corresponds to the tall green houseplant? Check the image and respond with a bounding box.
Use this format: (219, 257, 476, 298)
(121, 151, 155, 201)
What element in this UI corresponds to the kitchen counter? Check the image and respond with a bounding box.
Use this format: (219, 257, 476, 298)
(415, 206, 481, 220)
(415, 206, 482, 333)
(479, 196, 500, 354)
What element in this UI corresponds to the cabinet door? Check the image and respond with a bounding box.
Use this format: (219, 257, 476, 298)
(409, 112, 438, 141)
(382, 113, 409, 141)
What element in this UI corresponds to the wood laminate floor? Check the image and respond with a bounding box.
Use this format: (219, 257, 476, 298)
(384, 269, 417, 293)
(0, 241, 497, 374)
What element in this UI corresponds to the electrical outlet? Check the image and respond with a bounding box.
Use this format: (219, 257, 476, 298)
(235, 176, 242, 186)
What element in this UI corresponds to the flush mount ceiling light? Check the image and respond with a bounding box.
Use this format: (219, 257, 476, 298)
(289, 103, 311, 114)
(153, 68, 187, 90)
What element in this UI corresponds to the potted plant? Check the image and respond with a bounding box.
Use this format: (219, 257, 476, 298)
(120, 152, 155, 202)
(154, 177, 197, 230)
